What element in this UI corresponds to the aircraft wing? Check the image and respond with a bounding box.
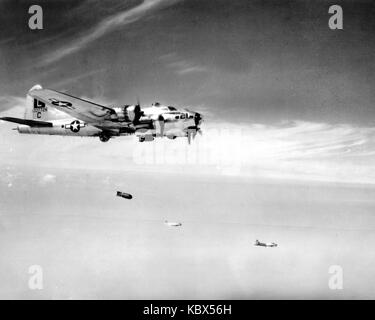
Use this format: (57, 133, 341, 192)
(0, 117, 52, 127)
(30, 88, 118, 126)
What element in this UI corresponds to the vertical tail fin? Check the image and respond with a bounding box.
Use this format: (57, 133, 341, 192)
(25, 84, 45, 120)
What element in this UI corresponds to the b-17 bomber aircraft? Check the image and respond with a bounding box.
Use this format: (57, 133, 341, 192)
(254, 240, 278, 248)
(0, 85, 203, 143)
(164, 220, 182, 227)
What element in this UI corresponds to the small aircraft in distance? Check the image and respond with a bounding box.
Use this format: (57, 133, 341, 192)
(254, 239, 278, 247)
(164, 220, 182, 227)
(116, 191, 133, 199)
(0, 85, 203, 143)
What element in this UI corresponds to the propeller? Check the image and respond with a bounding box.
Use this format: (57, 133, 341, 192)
(194, 112, 202, 127)
(152, 114, 165, 137)
(187, 130, 192, 144)
(132, 96, 142, 124)
(185, 112, 203, 144)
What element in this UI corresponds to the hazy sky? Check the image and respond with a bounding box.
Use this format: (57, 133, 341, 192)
(2, 167, 375, 299)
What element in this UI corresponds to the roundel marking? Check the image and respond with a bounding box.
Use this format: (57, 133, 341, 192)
(70, 120, 81, 133)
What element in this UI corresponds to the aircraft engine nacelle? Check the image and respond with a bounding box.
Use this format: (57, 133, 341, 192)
(112, 105, 142, 123)
(138, 134, 154, 142)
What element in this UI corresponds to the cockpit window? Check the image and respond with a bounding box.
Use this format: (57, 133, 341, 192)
(168, 106, 177, 111)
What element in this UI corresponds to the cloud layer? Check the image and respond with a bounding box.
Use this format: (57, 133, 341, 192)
(1, 97, 375, 185)
(42, 0, 175, 65)
(130, 120, 375, 184)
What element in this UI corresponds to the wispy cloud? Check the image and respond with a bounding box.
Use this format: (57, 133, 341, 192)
(131, 120, 375, 184)
(42, 0, 175, 65)
(204, 121, 375, 183)
(52, 68, 108, 89)
(171, 61, 208, 75)
(160, 53, 208, 75)
(0, 37, 15, 45)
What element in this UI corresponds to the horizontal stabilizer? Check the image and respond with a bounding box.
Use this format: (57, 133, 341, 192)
(0, 117, 53, 127)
